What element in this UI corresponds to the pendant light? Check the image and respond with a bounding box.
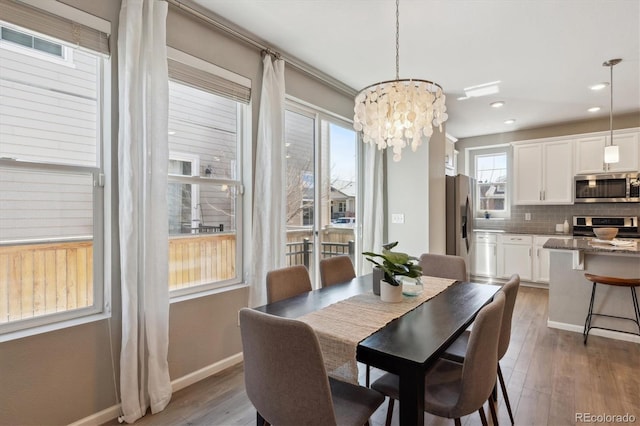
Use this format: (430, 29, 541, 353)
(352, 0, 447, 162)
(603, 58, 621, 164)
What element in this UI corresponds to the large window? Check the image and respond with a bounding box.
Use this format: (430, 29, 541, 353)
(167, 49, 249, 296)
(0, 9, 110, 336)
(473, 151, 508, 218)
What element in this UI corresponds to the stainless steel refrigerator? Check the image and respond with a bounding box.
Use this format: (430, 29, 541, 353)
(446, 174, 474, 270)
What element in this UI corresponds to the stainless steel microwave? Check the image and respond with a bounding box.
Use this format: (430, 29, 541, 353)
(574, 172, 640, 203)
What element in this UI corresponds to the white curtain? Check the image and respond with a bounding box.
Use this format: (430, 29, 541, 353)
(117, 0, 171, 422)
(249, 55, 286, 307)
(361, 143, 385, 274)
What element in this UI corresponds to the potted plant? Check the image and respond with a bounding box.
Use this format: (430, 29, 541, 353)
(363, 242, 423, 302)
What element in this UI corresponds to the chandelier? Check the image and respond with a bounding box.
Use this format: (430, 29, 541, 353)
(603, 58, 621, 164)
(353, 0, 448, 161)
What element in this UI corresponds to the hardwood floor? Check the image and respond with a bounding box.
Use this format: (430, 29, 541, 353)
(104, 287, 640, 426)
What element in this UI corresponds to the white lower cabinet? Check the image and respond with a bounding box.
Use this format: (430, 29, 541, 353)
(497, 234, 533, 281)
(472, 233, 497, 278)
(533, 235, 572, 283)
(475, 233, 575, 285)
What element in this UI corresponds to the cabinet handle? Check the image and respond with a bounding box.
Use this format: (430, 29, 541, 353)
(529, 248, 532, 257)
(537, 248, 540, 257)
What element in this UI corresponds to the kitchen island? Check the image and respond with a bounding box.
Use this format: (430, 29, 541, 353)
(543, 237, 640, 342)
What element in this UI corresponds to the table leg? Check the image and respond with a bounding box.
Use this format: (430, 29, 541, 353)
(398, 371, 425, 426)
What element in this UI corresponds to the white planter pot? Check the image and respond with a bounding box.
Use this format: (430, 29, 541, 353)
(380, 280, 403, 303)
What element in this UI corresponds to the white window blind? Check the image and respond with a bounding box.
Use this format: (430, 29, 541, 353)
(168, 58, 251, 104)
(0, 0, 109, 55)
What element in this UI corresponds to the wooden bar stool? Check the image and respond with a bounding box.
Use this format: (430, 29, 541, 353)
(583, 273, 640, 344)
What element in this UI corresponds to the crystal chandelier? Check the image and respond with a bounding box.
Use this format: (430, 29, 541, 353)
(353, 0, 448, 161)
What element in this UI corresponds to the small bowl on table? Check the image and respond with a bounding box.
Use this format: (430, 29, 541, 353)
(593, 227, 618, 240)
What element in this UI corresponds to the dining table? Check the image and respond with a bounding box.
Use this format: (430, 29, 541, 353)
(254, 273, 501, 426)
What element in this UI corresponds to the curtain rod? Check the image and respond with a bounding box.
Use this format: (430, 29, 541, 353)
(167, 0, 357, 98)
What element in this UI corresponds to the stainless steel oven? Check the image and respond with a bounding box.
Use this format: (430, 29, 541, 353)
(572, 216, 640, 238)
(574, 172, 639, 203)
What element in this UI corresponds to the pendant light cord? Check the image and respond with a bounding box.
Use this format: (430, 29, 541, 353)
(395, 0, 400, 80)
(609, 62, 613, 146)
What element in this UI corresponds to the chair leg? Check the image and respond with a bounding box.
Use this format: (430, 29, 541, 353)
(498, 364, 515, 425)
(583, 282, 597, 345)
(366, 365, 371, 387)
(488, 397, 499, 426)
(478, 406, 489, 426)
(385, 398, 394, 426)
(454, 419, 462, 426)
(256, 411, 269, 426)
(631, 286, 640, 333)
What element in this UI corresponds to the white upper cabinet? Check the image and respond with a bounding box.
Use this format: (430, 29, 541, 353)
(607, 132, 639, 173)
(575, 136, 606, 174)
(513, 139, 573, 204)
(575, 130, 639, 174)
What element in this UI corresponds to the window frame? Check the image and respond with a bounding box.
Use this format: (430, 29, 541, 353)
(166, 49, 249, 300)
(284, 98, 360, 285)
(466, 145, 511, 220)
(0, 24, 109, 339)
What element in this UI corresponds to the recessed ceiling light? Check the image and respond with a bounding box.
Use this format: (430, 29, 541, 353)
(587, 106, 601, 113)
(504, 119, 516, 125)
(457, 96, 470, 101)
(589, 82, 609, 91)
(168, 130, 176, 135)
(490, 101, 505, 108)
(463, 81, 501, 98)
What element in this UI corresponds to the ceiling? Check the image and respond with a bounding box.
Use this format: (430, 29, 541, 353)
(189, 0, 640, 140)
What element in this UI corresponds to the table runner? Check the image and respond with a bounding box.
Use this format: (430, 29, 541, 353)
(298, 275, 456, 383)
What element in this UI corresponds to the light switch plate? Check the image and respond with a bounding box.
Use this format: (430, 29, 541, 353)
(525, 213, 531, 221)
(392, 213, 405, 224)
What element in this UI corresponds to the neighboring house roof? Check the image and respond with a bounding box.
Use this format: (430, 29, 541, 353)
(331, 179, 356, 198)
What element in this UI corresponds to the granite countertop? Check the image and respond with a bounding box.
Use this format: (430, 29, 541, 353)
(474, 229, 572, 236)
(543, 237, 639, 255)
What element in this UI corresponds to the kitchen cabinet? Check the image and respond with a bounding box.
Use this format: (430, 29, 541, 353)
(533, 235, 571, 283)
(471, 232, 497, 278)
(513, 139, 573, 204)
(575, 131, 639, 174)
(497, 234, 533, 281)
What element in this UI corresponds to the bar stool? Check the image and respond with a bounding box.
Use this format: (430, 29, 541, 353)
(583, 273, 640, 344)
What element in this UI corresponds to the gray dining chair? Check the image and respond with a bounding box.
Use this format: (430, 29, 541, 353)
(319, 255, 356, 288)
(239, 308, 385, 426)
(442, 273, 520, 425)
(266, 265, 312, 303)
(371, 291, 505, 426)
(419, 253, 467, 281)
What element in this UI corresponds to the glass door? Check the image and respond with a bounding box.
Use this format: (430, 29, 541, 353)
(284, 105, 359, 287)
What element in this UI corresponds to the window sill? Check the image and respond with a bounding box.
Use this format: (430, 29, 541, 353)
(170, 282, 249, 304)
(0, 311, 111, 343)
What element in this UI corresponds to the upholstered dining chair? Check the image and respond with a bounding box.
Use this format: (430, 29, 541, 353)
(319, 255, 356, 288)
(266, 265, 312, 303)
(442, 273, 521, 425)
(371, 291, 506, 426)
(239, 308, 385, 426)
(419, 253, 467, 281)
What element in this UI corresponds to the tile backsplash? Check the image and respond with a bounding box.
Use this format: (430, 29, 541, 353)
(475, 204, 640, 235)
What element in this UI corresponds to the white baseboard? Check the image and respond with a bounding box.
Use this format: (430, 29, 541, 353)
(68, 404, 122, 426)
(69, 352, 244, 426)
(171, 352, 244, 392)
(547, 320, 640, 343)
